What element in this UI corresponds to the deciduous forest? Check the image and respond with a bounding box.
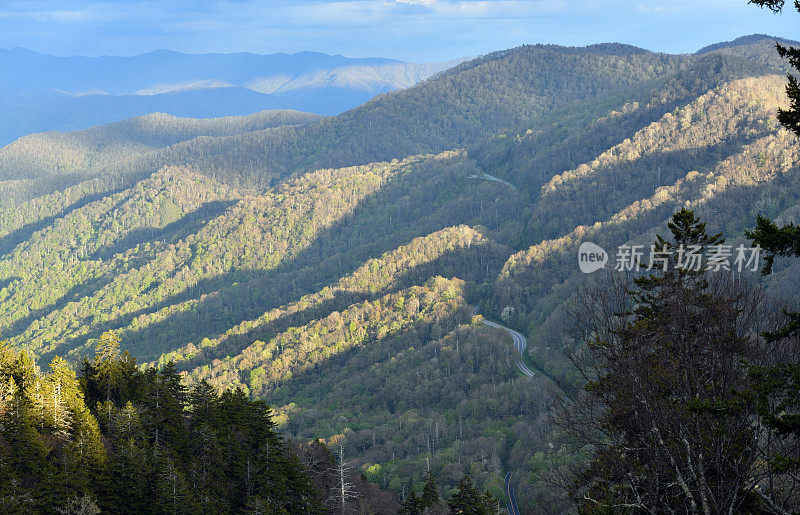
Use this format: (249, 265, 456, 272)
(0, 15, 799, 513)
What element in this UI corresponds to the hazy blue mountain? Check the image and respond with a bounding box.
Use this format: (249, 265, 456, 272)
(0, 48, 458, 145)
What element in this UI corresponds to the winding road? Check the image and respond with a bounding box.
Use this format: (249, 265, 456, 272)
(472, 307, 534, 378)
(467, 172, 519, 191)
(482, 319, 535, 378)
(474, 308, 528, 511)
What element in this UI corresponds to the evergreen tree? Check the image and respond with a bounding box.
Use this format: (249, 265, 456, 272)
(102, 402, 149, 513)
(750, 0, 800, 136)
(745, 214, 800, 508)
(421, 469, 441, 510)
(400, 486, 424, 514)
(448, 474, 491, 515)
(0, 338, 327, 513)
(81, 332, 142, 426)
(151, 454, 197, 514)
(93, 331, 122, 405)
(142, 362, 188, 460)
(560, 210, 775, 512)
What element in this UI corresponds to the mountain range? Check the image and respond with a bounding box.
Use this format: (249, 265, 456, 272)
(1, 34, 799, 511)
(0, 48, 459, 145)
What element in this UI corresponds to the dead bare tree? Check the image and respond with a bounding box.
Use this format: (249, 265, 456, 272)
(330, 444, 360, 514)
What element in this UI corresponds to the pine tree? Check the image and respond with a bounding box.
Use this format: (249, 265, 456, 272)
(399, 486, 424, 514)
(448, 474, 490, 515)
(189, 380, 219, 419)
(421, 469, 440, 510)
(103, 402, 149, 513)
(560, 209, 775, 512)
(47, 357, 76, 440)
(187, 381, 228, 512)
(43, 357, 106, 510)
(152, 454, 196, 514)
(0, 338, 325, 513)
(142, 362, 188, 460)
(745, 214, 800, 508)
(2, 376, 47, 483)
(92, 331, 122, 406)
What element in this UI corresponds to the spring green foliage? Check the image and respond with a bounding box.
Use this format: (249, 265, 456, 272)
(489, 77, 800, 392)
(0, 35, 799, 511)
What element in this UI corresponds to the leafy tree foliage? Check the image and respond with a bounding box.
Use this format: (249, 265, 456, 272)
(0, 34, 799, 512)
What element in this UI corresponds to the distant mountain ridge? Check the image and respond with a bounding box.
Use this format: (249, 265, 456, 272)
(695, 34, 800, 54)
(0, 48, 459, 145)
(695, 33, 800, 72)
(0, 48, 453, 96)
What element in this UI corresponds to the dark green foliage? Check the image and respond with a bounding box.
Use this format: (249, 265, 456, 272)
(560, 210, 781, 512)
(745, 213, 800, 491)
(0, 35, 799, 512)
(747, 214, 800, 273)
(0, 340, 323, 513)
(776, 42, 800, 135)
(750, 1, 800, 136)
(400, 487, 424, 514)
(447, 474, 495, 514)
(422, 470, 441, 510)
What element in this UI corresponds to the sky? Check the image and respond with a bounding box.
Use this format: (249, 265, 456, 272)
(0, 0, 798, 62)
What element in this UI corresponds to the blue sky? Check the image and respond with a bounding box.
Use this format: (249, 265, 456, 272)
(0, 0, 798, 62)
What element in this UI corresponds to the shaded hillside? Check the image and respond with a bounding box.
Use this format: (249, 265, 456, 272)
(490, 110, 800, 389)
(0, 110, 321, 205)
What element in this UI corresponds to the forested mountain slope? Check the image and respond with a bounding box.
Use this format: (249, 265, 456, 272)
(2, 36, 788, 193)
(697, 33, 800, 72)
(1, 34, 799, 512)
(0, 109, 321, 206)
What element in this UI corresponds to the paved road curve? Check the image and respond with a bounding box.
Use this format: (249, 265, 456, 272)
(504, 472, 520, 515)
(468, 172, 519, 191)
(474, 308, 535, 378)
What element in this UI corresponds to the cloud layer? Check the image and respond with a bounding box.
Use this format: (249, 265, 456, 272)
(0, 0, 797, 60)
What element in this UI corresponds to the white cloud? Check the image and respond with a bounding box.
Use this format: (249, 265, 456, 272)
(271, 0, 569, 28)
(0, 0, 796, 61)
